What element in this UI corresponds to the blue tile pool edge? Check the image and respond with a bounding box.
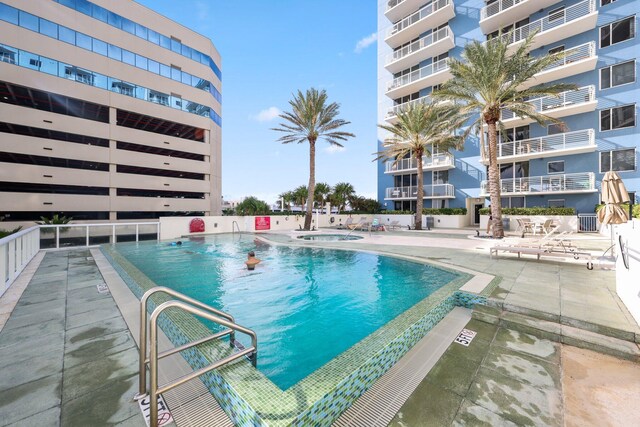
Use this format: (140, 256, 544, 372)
(100, 245, 486, 426)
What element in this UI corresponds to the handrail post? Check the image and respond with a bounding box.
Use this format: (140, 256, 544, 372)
(86, 226, 89, 247)
(112, 225, 116, 244)
(149, 314, 159, 427)
(55, 227, 60, 249)
(136, 224, 139, 242)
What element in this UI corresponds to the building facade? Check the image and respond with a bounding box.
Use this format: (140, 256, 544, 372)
(0, 0, 222, 222)
(377, 0, 638, 225)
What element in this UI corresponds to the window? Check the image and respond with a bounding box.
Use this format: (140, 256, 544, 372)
(547, 161, 565, 174)
(148, 91, 169, 106)
(548, 45, 564, 55)
(111, 82, 134, 97)
(600, 104, 635, 131)
(600, 148, 636, 172)
(600, 60, 635, 89)
(548, 199, 565, 208)
(600, 16, 635, 48)
(601, 0, 617, 5)
(501, 197, 525, 208)
(547, 123, 566, 135)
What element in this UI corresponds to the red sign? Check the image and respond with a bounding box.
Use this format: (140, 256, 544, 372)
(255, 216, 271, 231)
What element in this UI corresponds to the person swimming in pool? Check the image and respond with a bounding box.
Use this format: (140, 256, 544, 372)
(169, 241, 183, 246)
(245, 251, 261, 270)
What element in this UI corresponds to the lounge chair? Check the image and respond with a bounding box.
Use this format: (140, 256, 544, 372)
(388, 220, 401, 230)
(490, 232, 587, 261)
(541, 219, 559, 236)
(359, 221, 371, 231)
(338, 217, 353, 230)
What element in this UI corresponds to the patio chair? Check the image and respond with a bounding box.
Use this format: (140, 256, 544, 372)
(388, 220, 401, 230)
(541, 219, 559, 236)
(338, 217, 353, 230)
(515, 218, 533, 237)
(359, 221, 371, 231)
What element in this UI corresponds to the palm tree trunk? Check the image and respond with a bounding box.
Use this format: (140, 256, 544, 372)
(304, 138, 316, 230)
(487, 121, 504, 238)
(415, 153, 424, 230)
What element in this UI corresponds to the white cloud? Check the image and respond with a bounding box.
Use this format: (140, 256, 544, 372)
(325, 145, 346, 154)
(250, 106, 281, 122)
(354, 33, 377, 53)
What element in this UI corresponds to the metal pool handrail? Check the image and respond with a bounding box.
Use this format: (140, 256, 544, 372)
(134, 287, 257, 427)
(232, 220, 240, 234)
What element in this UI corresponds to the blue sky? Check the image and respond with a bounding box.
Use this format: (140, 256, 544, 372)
(136, 0, 378, 205)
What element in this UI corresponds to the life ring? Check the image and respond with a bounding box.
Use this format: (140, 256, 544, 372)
(285, 216, 289, 221)
(330, 217, 335, 224)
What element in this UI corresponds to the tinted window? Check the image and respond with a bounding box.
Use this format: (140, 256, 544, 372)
(0, 4, 19, 25)
(59, 26, 76, 44)
(19, 10, 38, 31)
(76, 32, 92, 50)
(92, 38, 107, 55)
(39, 18, 58, 38)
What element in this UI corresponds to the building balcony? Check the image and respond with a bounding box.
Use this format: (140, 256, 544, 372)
(385, 153, 455, 174)
(479, 0, 563, 34)
(386, 96, 452, 124)
(521, 42, 597, 89)
(499, 86, 596, 128)
(385, 27, 455, 74)
(385, 0, 455, 48)
(385, 184, 455, 200)
(489, 0, 597, 52)
(481, 129, 596, 164)
(480, 172, 596, 196)
(386, 59, 451, 99)
(385, 0, 423, 24)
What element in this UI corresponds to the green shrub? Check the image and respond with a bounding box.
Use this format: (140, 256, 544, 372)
(596, 203, 640, 219)
(634, 204, 640, 219)
(422, 208, 467, 215)
(37, 214, 73, 234)
(0, 226, 22, 239)
(478, 207, 575, 216)
(379, 210, 415, 215)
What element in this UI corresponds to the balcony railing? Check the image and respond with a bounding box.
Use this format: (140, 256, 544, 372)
(491, 0, 595, 46)
(386, 184, 455, 199)
(480, 172, 595, 195)
(387, 58, 449, 92)
(502, 86, 595, 121)
(385, 153, 454, 173)
(386, 0, 407, 11)
(386, 0, 452, 38)
(481, 0, 526, 21)
(386, 26, 452, 65)
(496, 129, 595, 159)
(387, 96, 430, 119)
(539, 42, 595, 73)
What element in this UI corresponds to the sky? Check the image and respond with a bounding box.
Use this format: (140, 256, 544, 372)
(136, 0, 379, 205)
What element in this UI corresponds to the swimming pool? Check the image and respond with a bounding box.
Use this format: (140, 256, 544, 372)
(112, 234, 459, 390)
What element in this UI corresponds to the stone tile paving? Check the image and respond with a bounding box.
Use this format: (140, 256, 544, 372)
(0, 250, 144, 426)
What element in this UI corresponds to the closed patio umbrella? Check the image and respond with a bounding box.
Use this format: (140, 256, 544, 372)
(598, 171, 630, 255)
(598, 171, 630, 225)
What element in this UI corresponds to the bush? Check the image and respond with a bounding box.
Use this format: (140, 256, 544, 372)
(0, 226, 22, 239)
(634, 204, 640, 219)
(234, 197, 271, 216)
(596, 203, 640, 219)
(478, 207, 575, 216)
(422, 208, 467, 215)
(379, 210, 415, 215)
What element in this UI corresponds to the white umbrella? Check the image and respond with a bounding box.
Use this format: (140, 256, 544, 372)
(597, 171, 630, 254)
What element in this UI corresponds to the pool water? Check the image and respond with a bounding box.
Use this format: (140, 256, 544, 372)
(114, 235, 459, 390)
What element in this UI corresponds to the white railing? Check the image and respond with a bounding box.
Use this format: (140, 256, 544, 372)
(386, 184, 455, 199)
(386, 26, 451, 65)
(480, 172, 595, 195)
(385, 153, 454, 173)
(387, 58, 449, 92)
(492, 0, 595, 46)
(481, 0, 526, 21)
(387, 96, 431, 118)
(502, 86, 595, 121)
(0, 227, 40, 297)
(39, 222, 161, 249)
(387, 0, 452, 38)
(497, 129, 595, 158)
(540, 42, 595, 73)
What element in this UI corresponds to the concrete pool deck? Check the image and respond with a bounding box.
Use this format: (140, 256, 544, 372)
(0, 228, 638, 426)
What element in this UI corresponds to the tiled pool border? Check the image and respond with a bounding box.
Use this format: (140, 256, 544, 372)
(101, 242, 487, 426)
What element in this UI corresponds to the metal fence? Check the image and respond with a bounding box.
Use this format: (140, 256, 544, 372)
(578, 213, 599, 233)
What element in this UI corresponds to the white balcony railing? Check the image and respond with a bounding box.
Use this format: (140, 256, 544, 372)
(481, 0, 525, 20)
(496, 129, 595, 159)
(387, 96, 431, 119)
(501, 86, 595, 121)
(386, 0, 452, 38)
(385, 153, 454, 173)
(387, 58, 449, 92)
(386, 26, 452, 66)
(480, 172, 595, 195)
(386, 0, 407, 11)
(492, 0, 595, 46)
(386, 184, 455, 199)
(539, 42, 595, 73)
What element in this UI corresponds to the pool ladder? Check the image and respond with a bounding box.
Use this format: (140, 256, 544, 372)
(134, 286, 257, 427)
(232, 220, 240, 234)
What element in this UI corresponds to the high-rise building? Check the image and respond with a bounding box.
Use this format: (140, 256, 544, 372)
(0, 0, 222, 222)
(377, 0, 638, 225)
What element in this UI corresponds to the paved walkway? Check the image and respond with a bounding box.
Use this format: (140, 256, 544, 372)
(0, 250, 144, 426)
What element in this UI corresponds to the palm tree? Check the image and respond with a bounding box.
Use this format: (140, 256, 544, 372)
(278, 191, 295, 211)
(314, 182, 331, 210)
(331, 182, 355, 213)
(235, 197, 270, 216)
(376, 102, 465, 230)
(273, 88, 355, 230)
(292, 185, 308, 212)
(432, 32, 576, 237)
